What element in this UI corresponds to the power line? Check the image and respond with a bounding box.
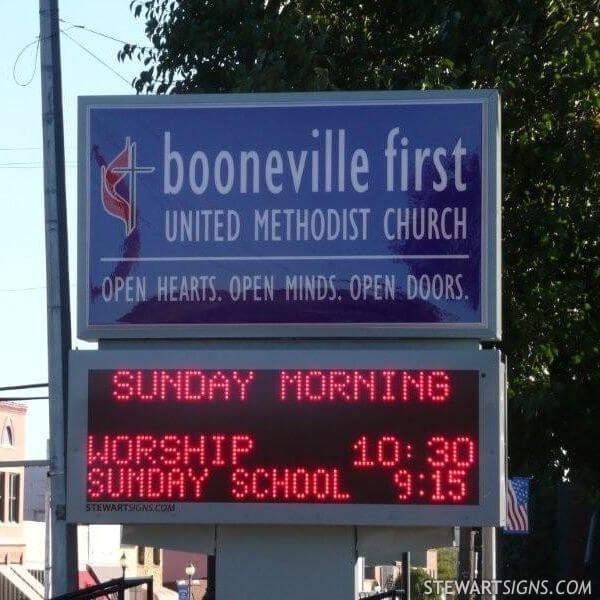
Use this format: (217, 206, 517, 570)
(0, 285, 46, 293)
(0, 383, 48, 392)
(60, 28, 131, 86)
(13, 19, 145, 89)
(58, 17, 151, 50)
(0, 396, 49, 402)
(0, 147, 76, 151)
(13, 22, 139, 90)
(12, 32, 60, 87)
(0, 147, 42, 151)
(13, 36, 41, 87)
(0, 164, 77, 169)
(0, 284, 77, 293)
(0, 161, 77, 166)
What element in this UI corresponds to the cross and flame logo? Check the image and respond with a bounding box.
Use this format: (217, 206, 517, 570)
(101, 137, 155, 235)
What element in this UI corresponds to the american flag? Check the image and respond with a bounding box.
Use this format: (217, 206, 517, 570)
(505, 477, 530, 534)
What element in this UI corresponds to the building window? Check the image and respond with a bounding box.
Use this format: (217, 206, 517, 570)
(137, 546, 145, 565)
(364, 565, 375, 579)
(8, 473, 20, 523)
(1, 421, 14, 447)
(152, 548, 160, 566)
(0, 473, 5, 522)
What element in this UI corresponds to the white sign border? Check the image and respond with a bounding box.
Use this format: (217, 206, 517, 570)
(67, 348, 505, 526)
(77, 90, 501, 340)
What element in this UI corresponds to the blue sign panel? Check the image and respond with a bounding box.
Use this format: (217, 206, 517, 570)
(78, 91, 500, 339)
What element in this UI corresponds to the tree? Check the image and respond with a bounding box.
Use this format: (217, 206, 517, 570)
(395, 567, 440, 600)
(121, 1, 600, 494)
(436, 546, 458, 580)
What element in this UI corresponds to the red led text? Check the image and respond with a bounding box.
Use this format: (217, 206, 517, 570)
(352, 435, 411, 468)
(231, 467, 351, 501)
(426, 435, 476, 468)
(88, 466, 210, 500)
(280, 370, 450, 403)
(112, 370, 255, 402)
(88, 434, 255, 468)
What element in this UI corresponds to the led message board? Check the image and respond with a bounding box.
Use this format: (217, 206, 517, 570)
(78, 91, 500, 340)
(67, 349, 504, 525)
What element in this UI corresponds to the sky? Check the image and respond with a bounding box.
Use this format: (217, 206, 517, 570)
(0, 0, 148, 459)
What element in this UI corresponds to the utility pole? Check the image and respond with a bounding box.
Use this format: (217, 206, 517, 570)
(39, 0, 78, 594)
